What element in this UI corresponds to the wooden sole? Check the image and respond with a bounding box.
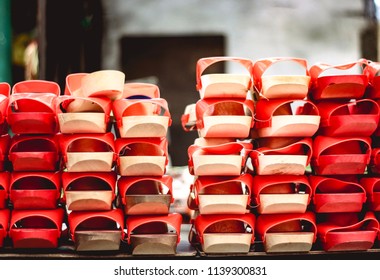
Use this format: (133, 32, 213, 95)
(130, 233, 178, 255)
(74, 231, 122, 251)
(258, 193, 309, 214)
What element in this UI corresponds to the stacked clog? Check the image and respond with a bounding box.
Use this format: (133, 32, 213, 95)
(6, 80, 64, 249)
(251, 57, 319, 253)
(182, 57, 256, 255)
(59, 71, 125, 252)
(113, 82, 182, 255)
(309, 60, 380, 251)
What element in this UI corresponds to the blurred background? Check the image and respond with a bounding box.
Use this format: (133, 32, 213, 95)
(0, 0, 379, 167)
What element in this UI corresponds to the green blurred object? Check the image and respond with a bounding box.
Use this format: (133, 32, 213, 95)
(0, 0, 11, 84)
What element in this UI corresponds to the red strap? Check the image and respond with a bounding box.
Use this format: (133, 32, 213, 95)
(12, 80, 60, 96)
(115, 137, 168, 156)
(363, 61, 380, 81)
(0, 82, 10, 97)
(0, 171, 10, 194)
(10, 171, 61, 193)
(252, 175, 311, 205)
(0, 134, 10, 157)
(68, 209, 125, 240)
(256, 212, 317, 242)
(309, 175, 366, 196)
(360, 177, 380, 202)
(9, 134, 59, 154)
(64, 73, 88, 96)
(126, 213, 182, 243)
(122, 83, 160, 98)
(196, 56, 253, 91)
(194, 213, 256, 244)
(56, 95, 112, 115)
(117, 175, 173, 205)
(253, 57, 309, 92)
(309, 59, 368, 80)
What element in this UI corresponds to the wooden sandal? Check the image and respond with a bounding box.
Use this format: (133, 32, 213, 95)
(7, 80, 60, 134)
(9, 208, 64, 249)
(117, 175, 173, 215)
(250, 137, 313, 175)
(311, 136, 371, 175)
(182, 98, 254, 138)
(126, 213, 182, 255)
(9, 134, 60, 172)
(254, 99, 320, 137)
(115, 137, 168, 176)
(196, 56, 253, 99)
(256, 212, 317, 253)
(309, 59, 368, 100)
(316, 99, 380, 137)
(188, 138, 252, 176)
(309, 176, 366, 213)
(62, 172, 117, 211)
(252, 175, 311, 214)
(253, 57, 310, 100)
(68, 209, 124, 251)
(191, 213, 255, 254)
(9, 172, 61, 210)
(59, 132, 116, 172)
(188, 174, 252, 215)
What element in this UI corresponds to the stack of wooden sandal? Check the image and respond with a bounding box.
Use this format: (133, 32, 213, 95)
(251, 57, 319, 253)
(182, 57, 256, 255)
(308, 60, 380, 252)
(5, 80, 64, 249)
(113, 82, 182, 255)
(58, 70, 125, 252)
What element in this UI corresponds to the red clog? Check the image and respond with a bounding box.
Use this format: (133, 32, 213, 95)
(188, 174, 252, 215)
(312, 136, 371, 175)
(117, 175, 173, 215)
(187, 138, 252, 176)
(0, 82, 10, 134)
(309, 59, 368, 100)
(59, 132, 116, 172)
(190, 213, 255, 254)
(250, 137, 313, 175)
(56, 95, 113, 134)
(253, 57, 310, 100)
(254, 99, 320, 137)
(363, 60, 380, 99)
(126, 213, 182, 255)
(309, 176, 366, 213)
(9, 172, 61, 210)
(181, 98, 254, 138)
(115, 137, 168, 176)
(317, 212, 379, 251)
(9, 208, 64, 249)
(256, 212, 317, 253)
(252, 175, 312, 214)
(62, 172, 117, 211)
(68, 209, 124, 251)
(196, 56, 253, 99)
(369, 146, 380, 174)
(9, 134, 60, 172)
(113, 97, 171, 138)
(8, 80, 59, 134)
(316, 99, 380, 136)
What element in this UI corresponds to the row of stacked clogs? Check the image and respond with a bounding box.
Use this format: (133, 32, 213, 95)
(0, 70, 182, 255)
(183, 57, 256, 254)
(182, 56, 380, 255)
